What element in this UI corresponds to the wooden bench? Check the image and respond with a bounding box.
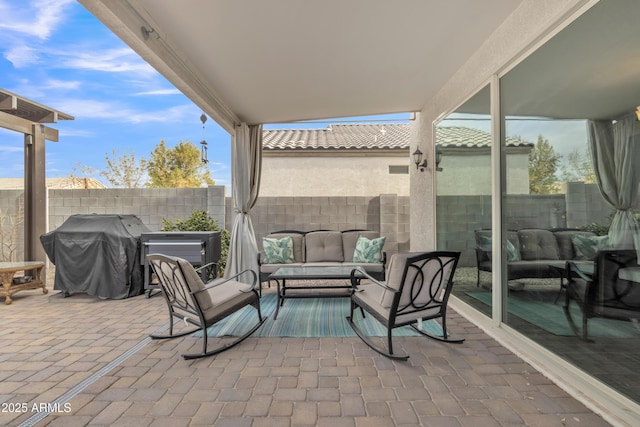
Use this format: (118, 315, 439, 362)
(0, 261, 47, 305)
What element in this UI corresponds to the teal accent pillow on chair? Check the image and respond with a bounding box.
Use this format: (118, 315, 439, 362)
(262, 236, 295, 264)
(571, 234, 609, 260)
(352, 236, 386, 263)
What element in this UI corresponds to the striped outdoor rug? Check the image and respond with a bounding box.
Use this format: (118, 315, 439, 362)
(196, 293, 441, 338)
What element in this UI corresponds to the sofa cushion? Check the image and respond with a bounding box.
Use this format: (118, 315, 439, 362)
(302, 261, 344, 268)
(262, 236, 296, 264)
(264, 232, 304, 263)
(518, 229, 560, 260)
(352, 236, 386, 263)
(571, 234, 610, 260)
(341, 262, 384, 273)
(305, 231, 344, 262)
(507, 260, 555, 280)
(342, 230, 380, 260)
(553, 230, 595, 260)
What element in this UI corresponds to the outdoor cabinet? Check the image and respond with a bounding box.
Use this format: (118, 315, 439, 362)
(140, 231, 221, 297)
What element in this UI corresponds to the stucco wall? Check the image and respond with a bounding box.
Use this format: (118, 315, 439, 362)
(263, 151, 529, 197)
(261, 155, 410, 196)
(436, 152, 529, 195)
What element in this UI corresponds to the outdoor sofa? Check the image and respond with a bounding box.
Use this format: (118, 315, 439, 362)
(258, 229, 387, 285)
(474, 228, 603, 287)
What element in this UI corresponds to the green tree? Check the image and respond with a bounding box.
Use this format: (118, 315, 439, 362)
(147, 140, 214, 188)
(528, 135, 561, 194)
(100, 149, 147, 188)
(560, 147, 596, 184)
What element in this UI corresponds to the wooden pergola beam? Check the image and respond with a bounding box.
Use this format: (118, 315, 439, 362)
(0, 93, 17, 110)
(0, 89, 73, 279)
(0, 111, 59, 142)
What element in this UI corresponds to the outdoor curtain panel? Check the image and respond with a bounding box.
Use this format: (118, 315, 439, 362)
(587, 118, 640, 252)
(225, 123, 263, 283)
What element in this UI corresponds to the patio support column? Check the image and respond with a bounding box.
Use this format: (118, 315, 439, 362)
(24, 124, 47, 269)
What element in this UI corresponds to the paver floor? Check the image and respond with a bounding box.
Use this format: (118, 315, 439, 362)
(0, 283, 612, 427)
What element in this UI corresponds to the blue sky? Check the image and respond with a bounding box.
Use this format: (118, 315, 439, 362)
(0, 0, 231, 187)
(0, 0, 410, 190)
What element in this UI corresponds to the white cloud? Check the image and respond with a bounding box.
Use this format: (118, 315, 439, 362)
(42, 79, 82, 91)
(54, 99, 129, 121)
(134, 89, 182, 96)
(58, 129, 94, 138)
(0, 145, 24, 153)
(4, 45, 39, 68)
(0, 0, 74, 40)
(59, 47, 156, 75)
(54, 98, 196, 124)
(128, 104, 194, 124)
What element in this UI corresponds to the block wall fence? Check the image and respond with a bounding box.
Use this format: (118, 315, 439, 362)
(0, 182, 610, 268)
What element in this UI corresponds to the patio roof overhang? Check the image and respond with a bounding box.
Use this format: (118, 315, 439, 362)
(78, 0, 525, 133)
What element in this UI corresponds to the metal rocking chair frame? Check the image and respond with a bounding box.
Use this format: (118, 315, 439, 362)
(147, 253, 266, 359)
(347, 251, 464, 360)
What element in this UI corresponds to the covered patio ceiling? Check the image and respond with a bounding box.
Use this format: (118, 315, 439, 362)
(79, 0, 524, 133)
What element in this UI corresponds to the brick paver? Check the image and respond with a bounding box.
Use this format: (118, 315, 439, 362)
(0, 285, 614, 427)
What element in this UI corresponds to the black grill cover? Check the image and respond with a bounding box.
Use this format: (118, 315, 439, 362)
(40, 214, 150, 299)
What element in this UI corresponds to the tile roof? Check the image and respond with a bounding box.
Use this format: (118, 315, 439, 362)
(0, 177, 106, 189)
(263, 124, 532, 151)
(436, 126, 532, 148)
(263, 124, 408, 150)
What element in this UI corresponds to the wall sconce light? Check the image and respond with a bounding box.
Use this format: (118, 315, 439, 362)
(413, 148, 428, 172)
(636, 106, 640, 121)
(413, 146, 444, 172)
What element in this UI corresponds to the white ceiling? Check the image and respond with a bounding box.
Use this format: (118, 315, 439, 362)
(79, 0, 523, 132)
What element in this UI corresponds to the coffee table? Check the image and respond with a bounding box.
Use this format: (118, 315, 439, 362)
(269, 266, 363, 319)
(0, 261, 47, 305)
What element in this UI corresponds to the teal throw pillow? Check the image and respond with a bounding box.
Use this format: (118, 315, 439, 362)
(506, 240, 520, 262)
(262, 236, 295, 264)
(353, 236, 386, 263)
(478, 235, 520, 261)
(571, 234, 609, 260)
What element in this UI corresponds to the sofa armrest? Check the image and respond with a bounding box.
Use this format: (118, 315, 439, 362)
(476, 248, 491, 270)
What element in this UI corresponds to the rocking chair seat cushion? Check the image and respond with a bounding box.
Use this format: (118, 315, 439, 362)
(177, 258, 254, 323)
(200, 280, 256, 324)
